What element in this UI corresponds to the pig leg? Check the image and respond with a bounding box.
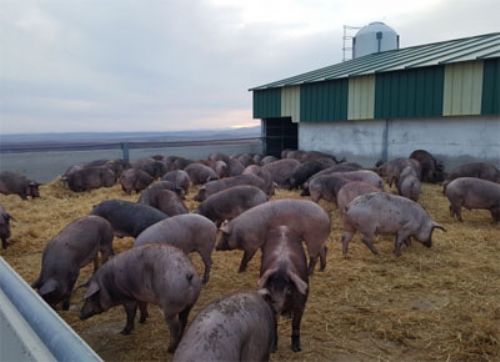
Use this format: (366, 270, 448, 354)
(178, 304, 193, 336)
(238, 248, 258, 273)
(62, 294, 71, 311)
(138, 302, 149, 323)
(360, 235, 378, 255)
(93, 256, 99, 273)
(291, 304, 305, 352)
(319, 245, 327, 271)
(165, 313, 182, 353)
(307, 246, 327, 275)
(121, 301, 138, 335)
(1, 237, 7, 249)
(393, 233, 410, 256)
(198, 251, 212, 284)
(341, 231, 354, 257)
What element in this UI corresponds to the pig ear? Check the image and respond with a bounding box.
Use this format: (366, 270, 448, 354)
(257, 267, 278, 289)
(287, 270, 308, 295)
(219, 220, 231, 234)
(432, 223, 447, 232)
(84, 281, 100, 299)
(39, 279, 58, 296)
(257, 288, 274, 304)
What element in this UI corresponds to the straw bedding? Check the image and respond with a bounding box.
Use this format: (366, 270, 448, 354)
(1, 179, 499, 361)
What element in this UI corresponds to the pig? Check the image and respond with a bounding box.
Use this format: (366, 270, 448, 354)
(214, 160, 229, 178)
(120, 168, 154, 194)
(283, 150, 306, 161)
(161, 170, 191, 195)
(0, 204, 12, 249)
(91, 199, 168, 237)
(288, 159, 337, 189)
(300, 151, 343, 163)
(376, 158, 422, 187)
(341, 192, 445, 257)
(84, 159, 130, 177)
(242, 165, 275, 195)
(32, 216, 114, 309)
(195, 174, 273, 202)
(173, 290, 276, 362)
(0, 171, 40, 199)
(227, 158, 245, 177)
(66, 166, 116, 192)
(253, 154, 264, 164)
(260, 155, 278, 165)
(208, 152, 230, 164)
(409, 149, 444, 183)
(307, 170, 384, 202)
(445, 177, 500, 222)
(258, 226, 309, 352)
(80, 244, 201, 353)
(235, 153, 255, 167)
(443, 162, 500, 192)
(131, 158, 167, 178)
(195, 185, 268, 226)
(134, 214, 217, 283)
(184, 163, 218, 185)
(308, 175, 350, 203)
(397, 166, 422, 201)
(139, 180, 185, 202)
(139, 188, 188, 216)
(262, 159, 300, 187)
(302, 163, 363, 189)
(336, 181, 382, 216)
(216, 199, 331, 274)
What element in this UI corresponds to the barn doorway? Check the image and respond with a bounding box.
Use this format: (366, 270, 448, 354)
(262, 117, 298, 157)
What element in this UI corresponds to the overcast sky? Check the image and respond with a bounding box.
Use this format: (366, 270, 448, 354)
(1, 0, 499, 134)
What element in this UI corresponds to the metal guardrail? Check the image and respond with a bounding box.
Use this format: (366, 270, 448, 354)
(0, 258, 102, 362)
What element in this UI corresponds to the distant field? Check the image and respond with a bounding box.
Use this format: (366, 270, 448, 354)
(1, 179, 499, 362)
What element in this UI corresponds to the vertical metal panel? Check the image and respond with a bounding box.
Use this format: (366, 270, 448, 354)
(253, 88, 281, 118)
(481, 58, 500, 115)
(443, 61, 484, 116)
(375, 66, 444, 118)
(281, 86, 301, 123)
(300, 79, 348, 122)
(348, 75, 375, 120)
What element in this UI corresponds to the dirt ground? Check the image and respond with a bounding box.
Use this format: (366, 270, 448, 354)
(1, 179, 499, 362)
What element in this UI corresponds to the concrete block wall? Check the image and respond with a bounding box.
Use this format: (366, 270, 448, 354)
(299, 116, 500, 169)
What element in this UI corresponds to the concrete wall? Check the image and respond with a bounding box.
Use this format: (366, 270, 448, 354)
(299, 116, 500, 169)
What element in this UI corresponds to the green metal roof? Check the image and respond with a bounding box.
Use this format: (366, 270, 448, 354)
(250, 32, 500, 91)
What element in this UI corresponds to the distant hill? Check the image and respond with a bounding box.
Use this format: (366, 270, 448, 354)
(0, 126, 261, 147)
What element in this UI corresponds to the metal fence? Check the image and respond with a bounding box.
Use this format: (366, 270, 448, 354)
(0, 138, 263, 183)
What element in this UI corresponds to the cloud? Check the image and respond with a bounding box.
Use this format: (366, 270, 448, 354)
(1, 0, 499, 133)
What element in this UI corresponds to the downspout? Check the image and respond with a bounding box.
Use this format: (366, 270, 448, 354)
(381, 118, 390, 163)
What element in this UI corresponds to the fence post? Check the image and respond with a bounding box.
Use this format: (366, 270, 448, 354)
(121, 143, 130, 162)
(381, 119, 389, 163)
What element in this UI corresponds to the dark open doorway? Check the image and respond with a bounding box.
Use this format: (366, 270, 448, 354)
(262, 117, 298, 157)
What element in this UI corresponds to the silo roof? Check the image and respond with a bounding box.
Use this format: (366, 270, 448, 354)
(250, 32, 500, 91)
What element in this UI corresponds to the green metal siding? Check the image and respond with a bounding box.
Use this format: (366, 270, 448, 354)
(348, 75, 375, 120)
(443, 61, 483, 116)
(253, 88, 281, 118)
(374, 66, 444, 119)
(281, 86, 301, 123)
(300, 79, 348, 122)
(481, 58, 500, 115)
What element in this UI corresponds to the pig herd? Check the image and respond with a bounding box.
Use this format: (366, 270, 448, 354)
(1, 148, 500, 361)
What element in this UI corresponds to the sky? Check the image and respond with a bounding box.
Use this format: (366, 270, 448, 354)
(1, 0, 499, 134)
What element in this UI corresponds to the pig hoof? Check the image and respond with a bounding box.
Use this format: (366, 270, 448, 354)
(167, 345, 177, 354)
(291, 344, 302, 352)
(120, 328, 132, 335)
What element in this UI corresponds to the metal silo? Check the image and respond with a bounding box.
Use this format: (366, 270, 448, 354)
(352, 22, 399, 59)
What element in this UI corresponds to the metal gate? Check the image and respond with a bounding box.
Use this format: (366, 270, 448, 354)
(263, 117, 298, 157)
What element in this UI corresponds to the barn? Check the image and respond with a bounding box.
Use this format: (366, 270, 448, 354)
(250, 26, 500, 168)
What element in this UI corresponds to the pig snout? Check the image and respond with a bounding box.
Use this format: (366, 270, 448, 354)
(215, 234, 230, 251)
(79, 300, 101, 320)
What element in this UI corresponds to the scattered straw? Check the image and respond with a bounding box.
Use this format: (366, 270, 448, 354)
(1, 180, 499, 361)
